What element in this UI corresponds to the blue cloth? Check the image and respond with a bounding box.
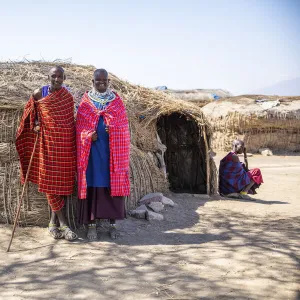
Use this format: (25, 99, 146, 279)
(41, 85, 70, 98)
(42, 85, 49, 98)
(219, 152, 251, 194)
(86, 100, 110, 187)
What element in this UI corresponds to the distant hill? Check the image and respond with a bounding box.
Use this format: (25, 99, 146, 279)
(251, 77, 300, 96)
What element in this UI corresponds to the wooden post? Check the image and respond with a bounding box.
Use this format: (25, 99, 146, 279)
(203, 129, 210, 195)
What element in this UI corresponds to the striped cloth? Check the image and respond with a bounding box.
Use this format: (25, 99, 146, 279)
(219, 152, 263, 195)
(16, 88, 76, 201)
(219, 152, 251, 195)
(46, 194, 65, 212)
(76, 91, 130, 199)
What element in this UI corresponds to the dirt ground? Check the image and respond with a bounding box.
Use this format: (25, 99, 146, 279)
(0, 154, 299, 300)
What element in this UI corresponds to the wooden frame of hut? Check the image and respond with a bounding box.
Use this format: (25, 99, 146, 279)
(0, 61, 217, 227)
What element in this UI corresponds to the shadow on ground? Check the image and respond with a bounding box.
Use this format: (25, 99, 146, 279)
(0, 193, 299, 299)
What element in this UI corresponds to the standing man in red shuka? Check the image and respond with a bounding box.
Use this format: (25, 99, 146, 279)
(16, 66, 77, 240)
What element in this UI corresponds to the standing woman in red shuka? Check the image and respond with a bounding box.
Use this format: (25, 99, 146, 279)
(76, 69, 130, 241)
(16, 66, 77, 240)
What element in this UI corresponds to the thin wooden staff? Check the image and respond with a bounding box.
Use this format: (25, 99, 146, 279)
(7, 133, 39, 252)
(243, 147, 249, 171)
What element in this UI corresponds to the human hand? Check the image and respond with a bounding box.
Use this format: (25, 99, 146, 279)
(91, 131, 98, 141)
(33, 125, 40, 133)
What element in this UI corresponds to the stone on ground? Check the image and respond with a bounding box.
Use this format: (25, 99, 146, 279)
(135, 204, 148, 211)
(129, 208, 147, 219)
(259, 148, 273, 156)
(146, 211, 164, 221)
(139, 192, 164, 205)
(147, 201, 164, 212)
(161, 196, 175, 207)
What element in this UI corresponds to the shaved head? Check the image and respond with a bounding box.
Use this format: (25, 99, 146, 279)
(93, 68, 108, 79)
(49, 65, 65, 75)
(48, 65, 65, 91)
(232, 139, 244, 147)
(92, 68, 110, 92)
(232, 139, 245, 154)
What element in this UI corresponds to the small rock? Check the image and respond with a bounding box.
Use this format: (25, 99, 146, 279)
(147, 201, 164, 212)
(139, 192, 163, 205)
(136, 204, 148, 211)
(146, 211, 164, 221)
(161, 196, 175, 207)
(129, 209, 147, 219)
(259, 148, 273, 156)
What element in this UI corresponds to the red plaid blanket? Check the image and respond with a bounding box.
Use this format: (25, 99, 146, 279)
(76, 92, 130, 199)
(16, 88, 76, 195)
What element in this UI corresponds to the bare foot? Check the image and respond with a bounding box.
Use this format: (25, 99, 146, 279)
(87, 226, 97, 241)
(109, 226, 120, 240)
(60, 226, 78, 241)
(48, 224, 63, 239)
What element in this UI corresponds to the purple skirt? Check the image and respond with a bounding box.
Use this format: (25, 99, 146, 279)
(77, 187, 125, 225)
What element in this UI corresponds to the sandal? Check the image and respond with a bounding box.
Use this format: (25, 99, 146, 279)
(60, 226, 78, 241)
(226, 193, 240, 199)
(87, 224, 97, 241)
(109, 225, 120, 240)
(239, 191, 255, 200)
(48, 223, 63, 239)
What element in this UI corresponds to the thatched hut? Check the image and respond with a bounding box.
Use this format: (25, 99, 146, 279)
(165, 89, 232, 107)
(202, 95, 300, 152)
(0, 61, 216, 226)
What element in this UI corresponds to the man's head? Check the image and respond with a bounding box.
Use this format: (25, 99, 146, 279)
(92, 69, 109, 93)
(232, 139, 245, 154)
(48, 66, 65, 91)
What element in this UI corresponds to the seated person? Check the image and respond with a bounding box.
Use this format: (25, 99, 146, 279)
(219, 140, 263, 197)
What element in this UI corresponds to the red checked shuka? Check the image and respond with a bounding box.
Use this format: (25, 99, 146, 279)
(76, 91, 130, 199)
(16, 87, 76, 211)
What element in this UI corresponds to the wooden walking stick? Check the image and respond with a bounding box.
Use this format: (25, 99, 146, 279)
(7, 133, 39, 252)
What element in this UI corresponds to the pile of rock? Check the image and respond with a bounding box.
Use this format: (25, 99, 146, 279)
(129, 193, 175, 221)
(259, 148, 273, 156)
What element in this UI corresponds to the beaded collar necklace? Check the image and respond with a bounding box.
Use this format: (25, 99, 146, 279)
(88, 88, 116, 106)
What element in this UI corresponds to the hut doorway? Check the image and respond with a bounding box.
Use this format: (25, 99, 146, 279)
(157, 113, 207, 194)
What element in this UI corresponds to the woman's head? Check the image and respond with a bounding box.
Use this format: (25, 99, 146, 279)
(232, 139, 245, 154)
(92, 69, 110, 93)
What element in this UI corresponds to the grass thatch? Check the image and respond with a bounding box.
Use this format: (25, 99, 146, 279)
(202, 95, 300, 152)
(0, 60, 216, 226)
(164, 89, 232, 107)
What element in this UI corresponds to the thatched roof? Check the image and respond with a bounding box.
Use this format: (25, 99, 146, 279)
(0, 61, 212, 148)
(202, 95, 300, 121)
(202, 95, 300, 152)
(0, 61, 216, 226)
(164, 89, 232, 107)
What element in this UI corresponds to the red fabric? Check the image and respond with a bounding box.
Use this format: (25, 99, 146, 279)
(76, 92, 130, 199)
(248, 168, 263, 185)
(16, 88, 76, 195)
(46, 194, 65, 212)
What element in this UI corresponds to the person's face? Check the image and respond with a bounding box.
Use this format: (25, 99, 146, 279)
(49, 68, 65, 90)
(235, 142, 244, 154)
(92, 72, 109, 93)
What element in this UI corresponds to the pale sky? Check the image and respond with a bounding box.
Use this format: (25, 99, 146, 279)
(1, 0, 299, 95)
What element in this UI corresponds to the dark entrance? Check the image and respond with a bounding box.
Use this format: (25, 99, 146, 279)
(157, 113, 207, 194)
